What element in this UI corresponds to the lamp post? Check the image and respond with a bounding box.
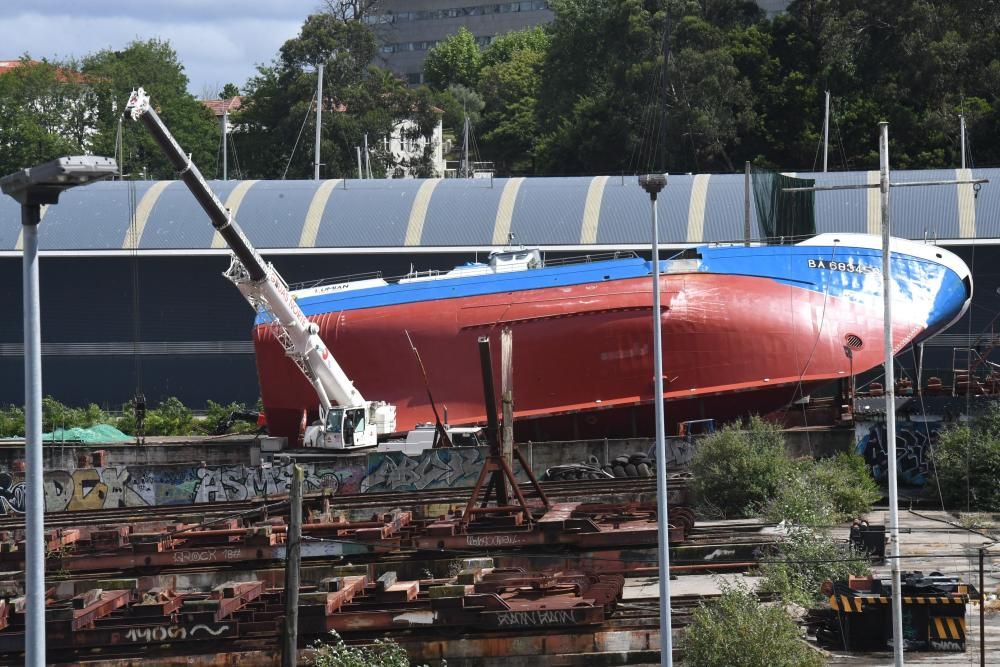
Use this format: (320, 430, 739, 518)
(1, 156, 117, 667)
(639, 172, 672, 667)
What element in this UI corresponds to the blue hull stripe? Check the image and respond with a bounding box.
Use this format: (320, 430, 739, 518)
(268, 244, 966, 334)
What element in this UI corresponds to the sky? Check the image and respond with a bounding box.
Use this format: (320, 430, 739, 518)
(0, 0, 324, 98)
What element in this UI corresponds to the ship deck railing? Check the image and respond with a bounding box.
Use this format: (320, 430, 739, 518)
(289, 270, 384, 291)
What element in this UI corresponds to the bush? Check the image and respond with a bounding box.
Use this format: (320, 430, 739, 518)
(691, 416, 792, 518)
(931, 404, 1000, 510)
(116, 396, 194, 436)
(763, 453, 880, 526)
(762, 462, 838, 526)
(0, 405, 25, 438)
(310, 631, 416, 667)
(759, 528, 871, 607)
(811, 453, 881, 519)
(683, 581, 823, 667)
(200, 400, 259, 435)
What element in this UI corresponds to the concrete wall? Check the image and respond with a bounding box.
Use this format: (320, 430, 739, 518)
(0, 427, 853, 515)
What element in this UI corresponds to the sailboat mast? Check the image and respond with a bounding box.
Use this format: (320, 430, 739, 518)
(314, 62, 324, 180)
(960, 113, 966, 170)
(462, 115, 470, 178)
(823, 91, 830, 173)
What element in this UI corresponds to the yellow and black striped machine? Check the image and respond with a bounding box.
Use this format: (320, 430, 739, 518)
(818, 572, 975, 652)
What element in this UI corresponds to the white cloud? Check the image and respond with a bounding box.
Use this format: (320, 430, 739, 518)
(0, 2, 321, 96)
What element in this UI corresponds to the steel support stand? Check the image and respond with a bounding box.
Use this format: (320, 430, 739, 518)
(879, 123, 904, 667)
(282, 464, 304, 667)
(639, 173, 672, 667)
(22, 208, 44, 667)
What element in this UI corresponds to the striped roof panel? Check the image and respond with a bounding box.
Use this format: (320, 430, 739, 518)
(0, 169, 997, 252)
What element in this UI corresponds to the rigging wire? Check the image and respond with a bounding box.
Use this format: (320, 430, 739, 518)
(228, 132, 244, 181)
(282, 98, 316, 180)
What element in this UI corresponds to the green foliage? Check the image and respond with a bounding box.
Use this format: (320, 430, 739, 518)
(763, 453, 880, 526)
(759, 528, 871, 607)
(309, 631, 415, 667)
(235, 12, 435, 179)
(0, 405, 25, 438)
(931, 404, 1000, 511)
(81, 39, 217, 180)
(41, 397, 109, 433)
(0, 57, 96, 176)
(691, 416, 791, 518)
(478, 28, 550, 174)
(811, 453, 881, 519)
(423, 27, 482, 90)
(201, 400, 260, 435)
(682, 580, 823, 667)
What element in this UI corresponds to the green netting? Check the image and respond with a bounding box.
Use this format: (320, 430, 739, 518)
(751, 165, 817, 242)
(41, 424, 133, 443)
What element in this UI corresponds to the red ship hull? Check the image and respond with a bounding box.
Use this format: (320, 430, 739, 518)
(254, 272, 921, 443)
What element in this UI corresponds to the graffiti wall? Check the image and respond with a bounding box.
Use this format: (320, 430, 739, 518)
(0, 447, 497, 516)
(855, 421, 945, 485)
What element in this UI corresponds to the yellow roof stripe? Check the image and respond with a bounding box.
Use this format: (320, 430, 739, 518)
(686, 174, 710, 243)
(211, 180, 258, 249)
(580, 176, 609, 244)
(299, 179, 341, 248)
(493, 177, 525, 246)
(122, 181, 171, 249)
(404, 178, 441, 246)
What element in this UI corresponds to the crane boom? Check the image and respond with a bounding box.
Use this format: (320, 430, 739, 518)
(125, 88, 395, 447)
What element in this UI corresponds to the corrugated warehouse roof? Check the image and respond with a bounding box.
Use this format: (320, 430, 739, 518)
(0, 169, 996, 254)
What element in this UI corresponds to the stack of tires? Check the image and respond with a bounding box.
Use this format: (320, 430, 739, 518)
(603, 452, 654, 479)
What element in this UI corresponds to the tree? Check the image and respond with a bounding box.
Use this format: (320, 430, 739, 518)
(220, 83, 241, 99)
(0, 57, 95, 176)
(931, 403, 1000, 511)
(235, 11, 435, 179)
(478, 28, 550, 174)
(82, 39, 218, 180)
(423, 27, 482, 90)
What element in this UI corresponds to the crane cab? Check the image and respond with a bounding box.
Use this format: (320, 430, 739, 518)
(303, 406, 378, 449)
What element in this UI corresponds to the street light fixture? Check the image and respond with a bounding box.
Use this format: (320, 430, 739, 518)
(1, 155, 117, 667)
(638, 172, 673, 667)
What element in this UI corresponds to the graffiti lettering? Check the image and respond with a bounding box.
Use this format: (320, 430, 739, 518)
(496, 609, 577, 626)
(123, 624, 229, 643)
(466, 534, 524, 547)
(928, 639, 963, 651)
(173, 550, 218, 564)
(857, 422, 942, 485)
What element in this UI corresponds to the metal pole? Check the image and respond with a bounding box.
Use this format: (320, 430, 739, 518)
(364, 134, 371, 179)
(879, 121, 904, 666)
(314, 63, 324, 180)
(823, 91, 830, 173)
(22, 206, 45, 667)
(282, 464, 304, 667)
(222, 110, 228, 181)
(744, 161, 751, 246)
(357, 147, 363, 180)
(960, 114, 966, 170)
(501, 326, 514, 501)
(639, 174, 672, 667)
(980, 547, 985, 667)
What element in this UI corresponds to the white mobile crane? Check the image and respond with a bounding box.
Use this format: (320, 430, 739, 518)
(125, 88, 396, 449)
